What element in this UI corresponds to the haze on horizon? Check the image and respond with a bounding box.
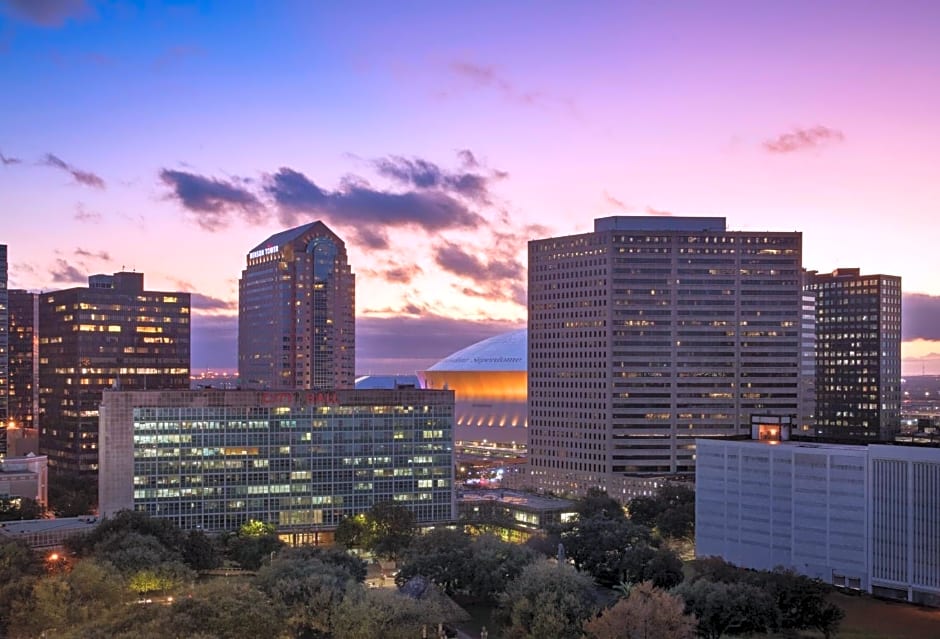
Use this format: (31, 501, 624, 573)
(2, 0, 940, 375)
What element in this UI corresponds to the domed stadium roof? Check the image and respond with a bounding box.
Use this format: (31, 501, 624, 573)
(427, 328, 526, 373)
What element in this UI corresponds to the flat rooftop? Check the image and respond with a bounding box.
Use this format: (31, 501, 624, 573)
(0, 516, 99, 536)
(459, 489, 577, 511)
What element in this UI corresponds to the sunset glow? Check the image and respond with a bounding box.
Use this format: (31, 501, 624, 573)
(2, 1, 939, 374)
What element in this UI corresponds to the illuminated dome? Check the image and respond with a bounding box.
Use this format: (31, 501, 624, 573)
(421, 329, 527, 447)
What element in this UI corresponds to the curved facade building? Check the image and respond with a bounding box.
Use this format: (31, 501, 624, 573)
(420, 329, 527, 447)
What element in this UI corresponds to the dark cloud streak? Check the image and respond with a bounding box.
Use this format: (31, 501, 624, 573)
(763, 125, 845, 154)
(49, 258, 85, 284)
(42, 153, 106, 188)
(1, 150, 22, 165)
(74, 247, 110, 261)
(903, 293, 940, 341)
(266, 167, 485, 232)
(2, 0, 91, 26)
(160, 169, 264, 231)
(373, 155, 501, 204)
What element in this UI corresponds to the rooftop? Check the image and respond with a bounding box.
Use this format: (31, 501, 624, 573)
(594, 215, 727, 233)
(249, 221, 338, 254)
(459, 489, 576, 511)
(0, 516, 99, 536)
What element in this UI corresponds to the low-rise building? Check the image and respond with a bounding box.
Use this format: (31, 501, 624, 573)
(696, 426, 940, 607)
(0, 453, 48, 506)
(0, 516, 98, 550)
(99, 388, 456, 544)
(458, 489, 577, 542)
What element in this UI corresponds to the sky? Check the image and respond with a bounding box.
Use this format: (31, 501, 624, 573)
(2, 0, 940, 375)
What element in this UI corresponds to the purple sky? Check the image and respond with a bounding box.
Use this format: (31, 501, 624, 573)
(2, 0, 940, 374)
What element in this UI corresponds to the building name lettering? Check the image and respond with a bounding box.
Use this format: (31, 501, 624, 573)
(248, 245, 280, 260)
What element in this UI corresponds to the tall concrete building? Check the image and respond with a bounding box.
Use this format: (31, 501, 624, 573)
(8, 290, 38, 431)
(804, 268, 902, 440)
(0, 244, 8, 455)
(39, 272, 190, 474)
(527, 216, 802, 496)
(239, 221, 355, 391)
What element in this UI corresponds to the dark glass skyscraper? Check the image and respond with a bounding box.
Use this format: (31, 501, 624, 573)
(0, 244, 8, 455)
(238, 221, 355, 391)
(8, 290, 38, 432)
(805, 268, 902, 441)
(39, 272, 190, 473)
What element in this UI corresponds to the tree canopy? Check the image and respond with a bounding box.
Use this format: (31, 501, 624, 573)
(495, 560, 597, 639)
(583, 581, 696, 639)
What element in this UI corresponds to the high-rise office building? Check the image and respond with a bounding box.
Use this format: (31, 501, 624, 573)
(8, 290, 38, 432)
(0, 244, 8, 455)
(527, 216, 802, 496)
(99, 388, 456, 540)
(39, 272, 190, 474)
(804, 268, 902, 441)
(239, 221, 355, 391)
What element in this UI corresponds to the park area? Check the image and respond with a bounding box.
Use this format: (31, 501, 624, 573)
(453, 589, 940, 639)
(801, 592, 940, 639)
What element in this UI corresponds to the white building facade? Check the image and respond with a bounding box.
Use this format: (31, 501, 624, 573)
(697, 437, 940, 606)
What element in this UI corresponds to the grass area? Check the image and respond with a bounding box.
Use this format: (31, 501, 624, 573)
(764, 592, 940, 639)
(454, 591, 940, 639)
(823, 591, 940, 639)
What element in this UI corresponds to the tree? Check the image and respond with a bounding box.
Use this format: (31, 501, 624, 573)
(398, 528, 473, 595)
(334, 514, 368, 549)
(255, 549, 360, 637)
(807, 600, 845, 639)
(127, 561, 194, 596)
(628, 485, 695, 540)
(9, 559, 129, 638)
(331, 587, 465, 639)
(48, 470, 96, 517)
(227, 530, 284, 570)
(620, 545, 684, 590)
(0, 538, 42, 636)
(673, 579, 779, 639)
(584, 581, 696, 639)
(655, 502, 694, 540)
(141, 579, 288, 639)
(89, 531, 180, 574)
(0, 496, 45, 521)
(464, 534, 538, 602)
(750, 568, 843, 635)
(561, 515, 652, 586)
(626, 496, 660, 528)
(494, 560, 597, 639)
(685, 556, 746, 584)
(181, 529, 222, 571)
(576, 487, 626, 520)
(66, 509, 184, 558)
(364, 501, 416, 560)
(240, 519, 276, 537)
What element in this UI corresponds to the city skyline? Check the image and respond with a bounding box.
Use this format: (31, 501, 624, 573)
(2, 1, 940, 374)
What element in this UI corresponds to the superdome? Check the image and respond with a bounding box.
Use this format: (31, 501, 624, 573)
(427, 329, 526, 373)
(421, 329, 527, 447)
